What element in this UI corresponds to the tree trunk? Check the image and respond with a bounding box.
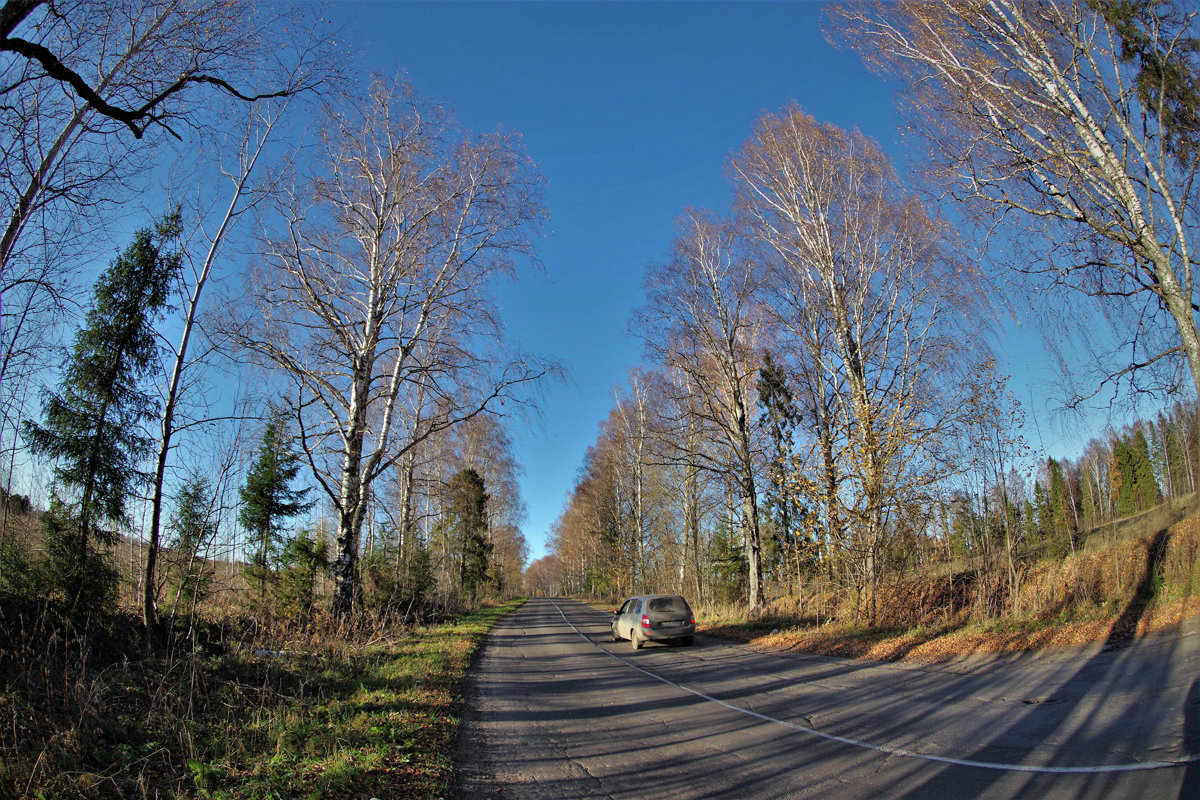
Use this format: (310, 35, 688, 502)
(333, 401, 367, 618)
(686, 454, 702, 603)
(742, 488, 764, 609)
(142, 105, 279, 630)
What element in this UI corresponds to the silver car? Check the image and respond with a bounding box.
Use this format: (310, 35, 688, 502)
(611, 594, 696, 649)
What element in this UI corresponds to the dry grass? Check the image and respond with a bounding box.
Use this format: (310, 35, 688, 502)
(0, 594, 522, 800)
(700, 509, 1200, 664)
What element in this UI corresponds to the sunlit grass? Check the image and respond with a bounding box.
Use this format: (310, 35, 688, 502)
(205, 599, 522, 800)
(697, 514, 1200, 662)
(1, 598, 523, 799)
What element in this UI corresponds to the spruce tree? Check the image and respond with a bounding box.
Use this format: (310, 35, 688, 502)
(1047, 458, 1076, 555)
(277, 528, 328, 626)
(1129, 428, 1163, 512)
(757, 351, 801, 577)
(238, 413, 312, 603)
(165, 475, 219, 621)
(1089, 0, 1200, 164)
(23, 213, 182, 608)
(447, 468, 490, 603)
(1033, 481, 1051, 551)
(1113, 428, 1163, 516)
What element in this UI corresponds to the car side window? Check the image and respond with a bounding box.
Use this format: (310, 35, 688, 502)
(631, 600, 642, 615)
(619, 600, 633, 614)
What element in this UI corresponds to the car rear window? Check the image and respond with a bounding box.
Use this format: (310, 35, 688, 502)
(648, 596, 689, 613)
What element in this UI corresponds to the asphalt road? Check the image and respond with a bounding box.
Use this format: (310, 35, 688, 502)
(452, 598, 1200, 799)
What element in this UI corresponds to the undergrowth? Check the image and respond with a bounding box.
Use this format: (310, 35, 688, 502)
(698, 511, 1200, 663)
(0, 597, 522, 799)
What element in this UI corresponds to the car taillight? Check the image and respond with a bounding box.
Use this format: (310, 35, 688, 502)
(641, 614, 651, 628)
(689, 616, 695, 625)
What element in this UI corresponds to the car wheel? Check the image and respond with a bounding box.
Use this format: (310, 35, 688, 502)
(611, 627, 620, 642)
(632, 629, 643, 650)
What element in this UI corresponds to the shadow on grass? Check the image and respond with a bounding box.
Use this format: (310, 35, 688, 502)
(1105, 528, 1171, 647)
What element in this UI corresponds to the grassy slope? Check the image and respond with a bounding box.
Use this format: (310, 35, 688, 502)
(700, 505, 1200, 664)
(0, 599, 522, 800)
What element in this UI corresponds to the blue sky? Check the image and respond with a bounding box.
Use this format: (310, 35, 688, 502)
(326, 0, 1094, 561)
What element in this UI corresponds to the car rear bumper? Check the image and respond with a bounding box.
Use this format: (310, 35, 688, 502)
(642, 625, 695, 641)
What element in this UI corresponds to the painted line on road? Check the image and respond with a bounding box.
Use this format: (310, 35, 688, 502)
(550, 600, 1199, 775)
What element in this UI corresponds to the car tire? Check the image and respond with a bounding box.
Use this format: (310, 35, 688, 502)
(632, 629, 643, 650)
(611, 628, 620, 642)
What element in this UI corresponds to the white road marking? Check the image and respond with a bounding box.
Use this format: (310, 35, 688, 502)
(550, 599, 1199, 775)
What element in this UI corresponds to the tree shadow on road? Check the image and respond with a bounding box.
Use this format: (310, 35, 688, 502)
(904, 527, 1191, 798)
(1182, 678, 1200, 799)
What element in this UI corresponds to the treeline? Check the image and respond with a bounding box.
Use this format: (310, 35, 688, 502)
(943, 403, 1198, 592)
(0, 2, 550, 629)
(530, 375, 1199, 620)
(528, 0, 1200, 619)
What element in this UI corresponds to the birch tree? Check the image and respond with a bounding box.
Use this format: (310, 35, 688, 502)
(732, 107, 976, 620)
(830, 0, 1200, 404)
(142, 99, 293, 629)
(663, 367, 715, 603)
(0, 0, 330, 510)
(612, 371, 653, 590)
(635, 212, 769, 609)
(232, 77, 550, 619)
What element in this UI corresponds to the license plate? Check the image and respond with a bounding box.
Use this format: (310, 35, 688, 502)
(661, 620, 681, 627)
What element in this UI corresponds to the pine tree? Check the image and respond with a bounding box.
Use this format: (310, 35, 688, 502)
(23, 213, 182, 608)
(238, 413, 312, 602)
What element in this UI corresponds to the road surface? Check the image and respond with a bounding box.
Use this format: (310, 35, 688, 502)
(453, 598, 1200, 799)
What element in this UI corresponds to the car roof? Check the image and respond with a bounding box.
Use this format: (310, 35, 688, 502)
(627, 594, 689, 601)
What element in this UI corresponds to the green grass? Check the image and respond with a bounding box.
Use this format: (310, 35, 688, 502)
(1, 598, 522, 800)
(194, 600, 521, 800)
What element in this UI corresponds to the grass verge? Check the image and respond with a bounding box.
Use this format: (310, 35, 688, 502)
(0, 598, 522, 800)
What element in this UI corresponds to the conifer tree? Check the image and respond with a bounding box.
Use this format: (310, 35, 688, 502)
(758, 351, 803, 581)
(238, 413, 312, 602)
(1033, 481, 1051, 551)
(1047, 459, 1076, 556)
(1088, 0, 1200, 164)
(277, 528, 328, 626)
(1112, 428, 1162, 516)
(23, 213, 182, 608)
(1132, 428, 1162, 512)
(1022, 497, 1040, 549)
(164, 475, 219, 621)
(447, 468, 490, 603)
